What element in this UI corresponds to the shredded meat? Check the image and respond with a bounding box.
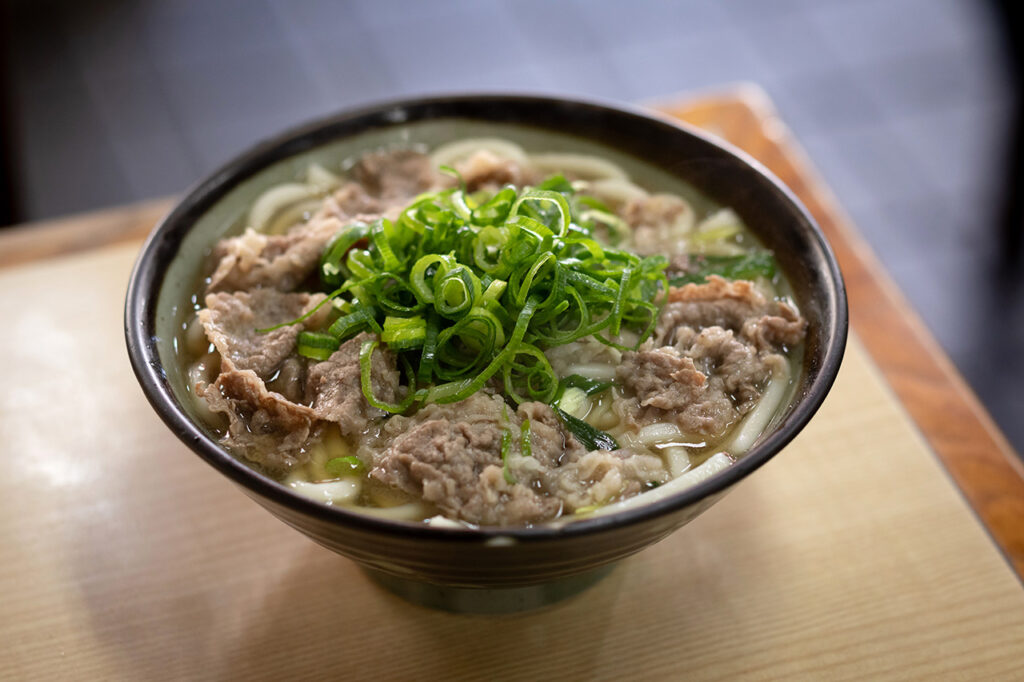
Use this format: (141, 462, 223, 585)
(546, 450, 667, 511)
(351, 149, 437, 202)
(514, 401, 586, 467)
(366, 394, 666, 525)
(656, 276, 805, 348)
(266, 356, 306, 404)
(207, 217, 342, 294)
(619, 276, 805, 436)
(622, 193, 695, 255)
(455, 150, 527, 191)
(201, 367, 318, 474)
(620, 348, 706, 412)
(206, 183, 387, 294)
(305, 333, 400, 438)
(365, 394, 554, 525)
(198, 289, 328, 380)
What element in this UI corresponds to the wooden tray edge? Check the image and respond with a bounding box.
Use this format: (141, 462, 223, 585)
(656, 86, 1024, 578)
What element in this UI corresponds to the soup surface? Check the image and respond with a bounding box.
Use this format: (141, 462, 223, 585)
(179, 139, 806, 526)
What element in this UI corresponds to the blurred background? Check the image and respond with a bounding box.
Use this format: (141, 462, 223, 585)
(1, 0, 1021, 454)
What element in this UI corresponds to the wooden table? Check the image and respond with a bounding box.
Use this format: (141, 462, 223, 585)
(3, 87, 1023, 680)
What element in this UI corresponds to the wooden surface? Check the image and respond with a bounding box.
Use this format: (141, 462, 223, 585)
(658, 84, 1024, 576)
(0, 197, 173, 269)
(2, 243, 1023, 679)
(2, 89, 1024, 679)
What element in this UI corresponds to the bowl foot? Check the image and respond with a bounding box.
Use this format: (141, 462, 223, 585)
(363, 564, 615, 614)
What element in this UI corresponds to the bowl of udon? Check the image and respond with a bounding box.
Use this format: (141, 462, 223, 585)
(125, 94, 846, 612)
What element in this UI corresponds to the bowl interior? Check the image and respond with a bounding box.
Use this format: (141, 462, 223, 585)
(134, 96, 846, 540)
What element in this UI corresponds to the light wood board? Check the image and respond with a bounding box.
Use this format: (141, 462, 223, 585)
(1, 241, 1022, 680)
(660, 86, 1024, 574)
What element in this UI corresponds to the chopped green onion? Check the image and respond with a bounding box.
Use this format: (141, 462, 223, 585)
(555, 407, 619, 451)
(559, 374, 613, 397)
(328, 305, 379, 340)
(537, 174, 574, 194)
(520, 419, 532, 458)
(320, 223, 369, 287)
(325, 455, 364, 477)
(381, 315, 427, 351)
(501, 429, 515, 484)
(297, 331, 340, 361)
(669, 251, 777, 286)
(264, 176, 668, 414)
(359, 339, 418, 413)
(556, 387, 589, 418)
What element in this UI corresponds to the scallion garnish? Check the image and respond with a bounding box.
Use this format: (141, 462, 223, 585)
(520, 419, 532, 458)
(669, 250, 777, 286)
(296, 331, 340, 361)
(268, 175, 668, 415)
(558, 374, 613, 397)
(325, 455, 365, 477)
(501, 428, 515, 484)
(555, 407, 620, 452)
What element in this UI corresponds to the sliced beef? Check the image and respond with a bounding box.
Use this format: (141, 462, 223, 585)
(742, 302, 806, 351)
(351, 149, 437, 202)
(200, 367, 318, 474)
(514, 403, 666, 509)
(305, 332, 400, 438)
(454, 149, 526, 191)
(207, 216, 343, 293)
(207, 182, 387, 295)
(547, 450, 668, 511)
(617, 346, 731, 436)
(515, 400, 586, 467)
(688, 327, 776, 407)
(266, 355, 307, 404)
(656, 276, 806, 349)
(619, 347, 706, 412)
(622, 193, 695, 255)
(366, 394, 665, 525)
(198, 289, 328, 380)
(318, 181, 386, 220)
(366, 393, 557, 525)
(619, 276, 806, 437)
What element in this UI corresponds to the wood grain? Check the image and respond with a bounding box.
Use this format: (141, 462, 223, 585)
(655, 84, 1024, 578)
(0, 197, 173, 268)
(1, 242, 1022, 679)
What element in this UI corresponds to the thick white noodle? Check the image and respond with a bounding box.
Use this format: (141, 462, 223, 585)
(248, 183, 320, 233)
(661, 446, 692, 477)
(426, 515, 468, 529)
(695, 207, 742, 235)
(525, 153, 629, 181)
(564, 363, 617, 380)
(287, 479, 361, 505)
(637, 422, 684, 446)
(186, 353, 218, 391)
(587, 178, 649, 205)
(430, 138, 528, 167)
(305, 163, 340, 188)
(184, 315, 209, 357)
(353, 502, 431, 521)
(588, 452, 735, 518)
(725, 362, 790, 454)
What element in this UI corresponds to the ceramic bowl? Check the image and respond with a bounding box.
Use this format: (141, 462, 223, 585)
(125, 94, 847, 613)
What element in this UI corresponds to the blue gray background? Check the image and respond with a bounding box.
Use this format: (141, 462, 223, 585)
(3, 0, 1021, 454)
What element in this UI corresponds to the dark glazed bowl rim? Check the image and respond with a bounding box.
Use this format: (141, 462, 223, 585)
(125, 92, 848, 544)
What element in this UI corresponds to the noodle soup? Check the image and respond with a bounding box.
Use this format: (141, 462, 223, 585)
(177, 138, 806, 527)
